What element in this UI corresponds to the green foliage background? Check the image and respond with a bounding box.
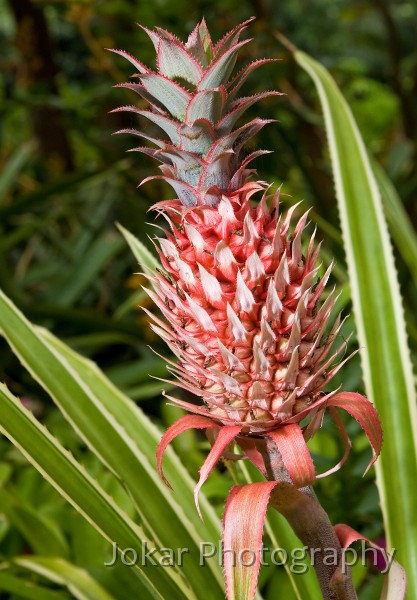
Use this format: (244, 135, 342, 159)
(0, 1, 416, 599)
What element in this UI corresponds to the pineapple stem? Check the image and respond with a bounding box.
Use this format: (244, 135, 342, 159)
(255, 437, 358, 600)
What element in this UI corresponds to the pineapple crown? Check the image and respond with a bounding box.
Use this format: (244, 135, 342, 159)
(110, 17, 282, 207)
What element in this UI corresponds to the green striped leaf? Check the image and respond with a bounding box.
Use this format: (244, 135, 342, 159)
(38, 325, 222, 548)
(0, 487, 69, 558)
(0, 383, 182, 600)
(0, 571, 69, 600)
(0, 289, 224, 599)
(294, 49, 417, 597)
(15, 557, 116, 600)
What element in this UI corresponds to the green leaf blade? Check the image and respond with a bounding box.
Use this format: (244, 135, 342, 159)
(0, 289, 224, 599)
(0, 383, 183, 600)
(15, 557, 116, 600)
(294, 49, 417, 596)
(0, 571, 70, 600)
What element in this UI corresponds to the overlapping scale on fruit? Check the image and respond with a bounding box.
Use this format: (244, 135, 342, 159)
(110, 18, 282, 207)
(145, 189, 347, 432)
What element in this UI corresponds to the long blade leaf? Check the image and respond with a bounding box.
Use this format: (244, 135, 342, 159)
(294, 49, 417, 596)
(0, 289, 223, 599)
(0, 383, 183, 600)
(0, 571, 68, 600)
(15, 557, 116, 600)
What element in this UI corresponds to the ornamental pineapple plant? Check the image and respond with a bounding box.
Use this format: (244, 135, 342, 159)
(112, 18, 386, 600)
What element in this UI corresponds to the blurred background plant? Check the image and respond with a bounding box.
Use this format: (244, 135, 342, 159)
(0, 1, 416, 599)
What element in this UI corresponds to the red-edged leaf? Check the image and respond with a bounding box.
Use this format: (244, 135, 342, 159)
(198, 39, 251, 90)
(157, 37, 203, 85)
(141, 175, 199, 207)
(107, 48, 149, 73)
(185, 20, 211, 67)
(316, 407, 352, 479)
(199, 151, 234, 192)
(124, 109, 181, 145)
(184, 18, 213, 63)
(113, 83, 168, 115)
(208, 118, 275, 161)
(241, 150, 273, 168)
(128, 147, 162, 161)
(236, 436, 267, 477)
(140, 73, 191, 121)
(154, 148, 204, 170)
(109, 104, 142, 115)
(218, 91, 283, 134)
(186, 88, 226, 124)
(155, 26, 182, 44)
(113, 127, 165, 144)
(268, 424, 316, 487)
(227, 59, 280, 100)
(137, 23, 183, 52)
(327, 392, 383, 473)
(157, 414, 218, 487)
(334, 524, 406, 600)
(194, 426, 242, 519)
(136, 23, 161, 51)
(223, 482, 277, 600)
(285, 391, 383, 474)
(213, 17, 255, 58)
(179, 118, 216, 154)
